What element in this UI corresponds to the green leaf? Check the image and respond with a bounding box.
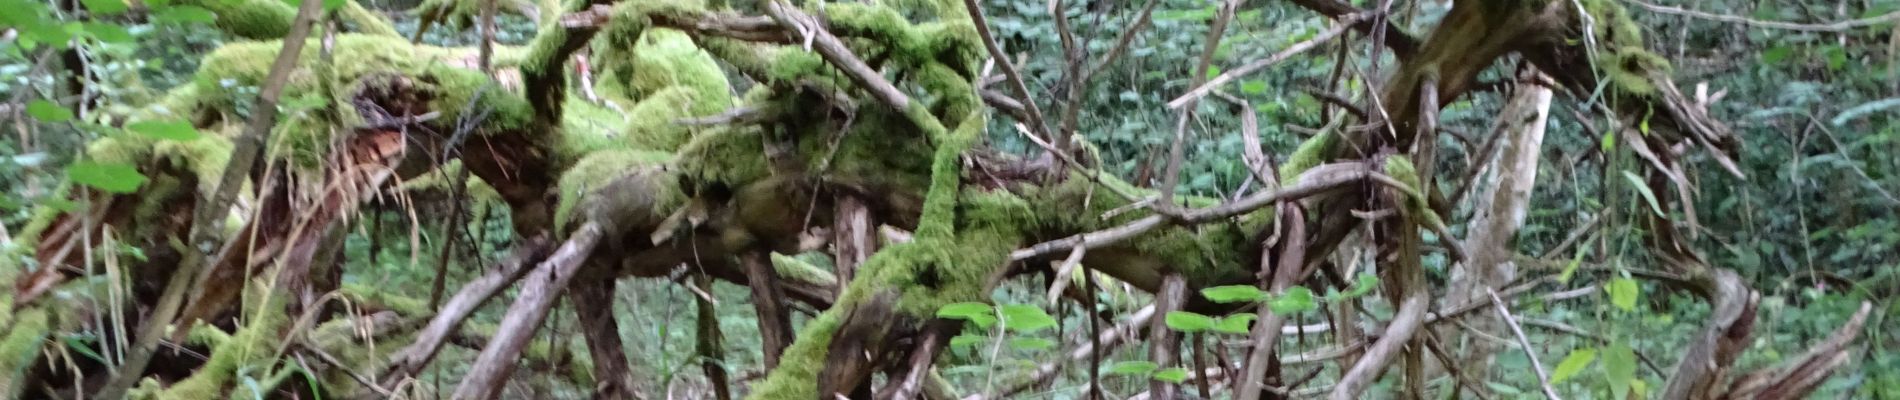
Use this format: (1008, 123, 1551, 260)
(1760, 45, 1793, 64)
(1153, 367, 1189, 383)
(1240, 80, 1268, 95)
(1212, 313, 1256, 334)
(1600, 129, 1616, 151)
(1105, 360, 1158, 376)
(1205, 66, 1221, 80)
(999, 304, 1057, 333)
(153, 5, 217, 24)
(80, 0, 127, 15)
(936, 302, 993, 320)
(127, 120, 202, 141)
(1267, 287, 1317, 315)
(66, 162, 147, 193)
(83, 22, 134, 43)
(322, 0, 345, 11)
(1164, 311, 1217, 333)
(1333, 273, 1379, 299)
(27, 100, 72, 122)
(949, 334, 987, 348)
(60, 335, 106, 364)
(1607, 277, 1640, 311)
(1604, 342, 1637, 400)
(1621, 171, 1664, 217)
(1551, 347, 1597, 384)
(1009, 337, 1055, 351)
(1200, 285, 1266, 303)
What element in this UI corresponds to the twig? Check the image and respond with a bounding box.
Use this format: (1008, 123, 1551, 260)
(1487, 287, 1562, 400)
(1628, 0, 1900, 32)
(1167, 14, 1362, 109)
(959, 0, 1052, 143)
(972, 305, 1155, 399)
(383, 237, 551, 383)
(1012, 162, 1372, 261)
(764, 1, 910, 112)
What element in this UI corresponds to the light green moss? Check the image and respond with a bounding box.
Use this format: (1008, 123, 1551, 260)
(744, 306, 843, 399)
(770, 253, 838, 287)
(193, 35, 533, 169)
(148, 292, 288, 400)
(553, 149, 680, 231)
(1383, 155, 1445, 230)
(675, 126, 771, 188)
(0, 310, 49, 398)
(175, 0, 296, 39)
(621, 87, 710, 151)
(1280, 130, 1339, 184)
(341, 0, 403, 37)
(1581, 0, 1672, 98)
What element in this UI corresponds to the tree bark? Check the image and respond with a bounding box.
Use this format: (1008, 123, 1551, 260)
(573, 275, 634, 399)
(1445, 66, 1553, 385)
(1147, 274, 1186, 400)
(744, 250, 795, 369)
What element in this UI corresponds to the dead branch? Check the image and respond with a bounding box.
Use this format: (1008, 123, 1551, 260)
(1628, 0, 1900, 32)
(1487, 287, 1560, 400)
(1147, 274, 1187, 400)
(743, 251, 796, 369)
(1724, 302, 1873, 399)
(959, 0, 1052, 143)
(383, 236, 551, 383)
(451, 223, 604, 400)
(1167, 14, 1361, 109)
(1329, 292, 1427, 400)
(1012, 161, 1372, 261)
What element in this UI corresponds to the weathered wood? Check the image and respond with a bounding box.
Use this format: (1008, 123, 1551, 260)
(1147, 274, 1187, 400)
(744, 251, 796, 369)
(383, 237, 551, 383)
(573, 276, 635, 399)
(451, 223, 603, 400)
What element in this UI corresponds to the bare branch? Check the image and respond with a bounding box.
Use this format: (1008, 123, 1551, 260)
(1167, 14, 1361, 109)
(1628, 0, 1900, 32)
(452, 223, 604, 400)
(1488, 287, 1562, 400)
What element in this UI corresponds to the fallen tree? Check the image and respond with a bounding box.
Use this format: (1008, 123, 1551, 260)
(0, 0, 1874, 398)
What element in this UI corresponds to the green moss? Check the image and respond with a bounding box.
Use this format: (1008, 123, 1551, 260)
(175, 0, 295, 39)
(342, 283, 434, 317)
(621, 87, 710, 151)
(340, 0, 403, 37)
(1581, 0, 1672, 98)
(557, 97, 635, 160)
(399, 161, 506, 204)
(1383, 155, 1445, 230)
(0, 310, 48, 398)
(1280, 130, 1339, 184)
(193, 35, 532, 169)
(553, 149, 680, 231)
(770, 252, 838, 287)
(744, 306, 843, 399)
(675, 126, 771, 188)
(149, 292, 288, 400)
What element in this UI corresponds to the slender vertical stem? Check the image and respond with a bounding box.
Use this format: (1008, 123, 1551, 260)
(95, 0, 325, 396)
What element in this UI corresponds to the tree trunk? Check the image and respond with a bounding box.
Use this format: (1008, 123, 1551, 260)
(1445, 66, 1553, 385)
